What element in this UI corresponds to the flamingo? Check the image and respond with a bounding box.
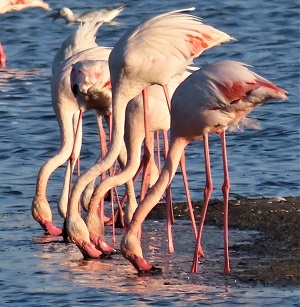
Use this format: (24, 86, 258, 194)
(70, 59, 138, 217)
(31, 20, 111, 235)
(67, 8, 234, 239)
(71, 59, 193, 241)
(51, 5, 126, 25)
(68, 59, 192, 258)
(120, 60, 288, 274)
(0, 41, 6, 68)
(0, 0, 51, 14)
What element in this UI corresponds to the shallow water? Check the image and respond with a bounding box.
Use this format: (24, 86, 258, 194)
(0, 0, 299, 305)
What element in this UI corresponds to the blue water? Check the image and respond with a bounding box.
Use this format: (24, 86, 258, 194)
(0, 0, 299, 305)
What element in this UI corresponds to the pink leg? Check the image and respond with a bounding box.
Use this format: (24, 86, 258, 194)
(220, 130, 230, 273)
(140, 87, 152, 202)
(68, 110, 83, 200)
(191, 133, 213, 273)
(162, 130, 175, 254)
(155, 131, 161, 172)
(163, 131, 175, 224)
(162, 84, 171, 112)
(98, 115, 107, 222)
(0, 41, 6, 68)
(179, 151, 197, 237)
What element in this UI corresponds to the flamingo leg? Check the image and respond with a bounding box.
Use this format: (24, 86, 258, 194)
(155, 131, 161, 171)
(140, 87, 152, 201)
(220, 130, 230, 273)
(179, 151, 197, 237)
(191, 133, 213, 273)
(98, 115, 107, 223)
(162, 84, 171, 112)
(68, 110, 83, 200)
(0, 41, 6, 68)
(162, 130, 175, 254)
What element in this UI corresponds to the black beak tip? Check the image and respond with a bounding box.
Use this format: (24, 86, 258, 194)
(72, 84, 79, 97)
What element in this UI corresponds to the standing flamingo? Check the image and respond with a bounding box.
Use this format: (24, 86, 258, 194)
(120, 60, 288, 274)
(31, 20, 112, 235)
(0, 0, 51, 14)
(67, 8, 234, 234)
(0, 41, 6, 68)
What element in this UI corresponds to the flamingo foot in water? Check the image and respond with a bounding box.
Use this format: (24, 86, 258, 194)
(91, 238, 120, 255)
(123, 252, 162, 274)
(90, 235, 119, 255)
(121, 233, 162, 274)
(41, 220, 63, 236)
(77, 240, 103, 259)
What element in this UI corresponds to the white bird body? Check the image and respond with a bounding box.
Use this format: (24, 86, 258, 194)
(121, 60, 288, 274)
(52, 5, 125, 24)
(0, 0, 51, 14)
(110, 8, 234, 92)
(52, 21, 102, 73)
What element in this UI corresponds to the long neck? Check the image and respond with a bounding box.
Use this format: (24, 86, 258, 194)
(88, 133, 144, 212)
(131, 137, 188, 226)
(68, 92, 129, 215)
(34, 109, 76, 198)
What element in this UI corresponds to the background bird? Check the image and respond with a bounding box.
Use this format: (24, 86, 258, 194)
(0, 0, 51, 14)
(51, 5, 126, 25)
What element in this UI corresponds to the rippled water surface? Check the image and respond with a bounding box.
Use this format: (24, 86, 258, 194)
(0, 0, 299, 305)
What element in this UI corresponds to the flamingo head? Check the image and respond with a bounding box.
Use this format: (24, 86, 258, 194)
(70, 60, 112, 114)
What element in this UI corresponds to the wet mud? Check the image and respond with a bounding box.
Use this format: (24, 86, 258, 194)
(147, 196, 300, 286)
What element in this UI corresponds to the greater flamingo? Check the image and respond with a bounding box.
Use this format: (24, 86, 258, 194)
(32, 20, 112, 235)
(0, 41, 6, 68)
(68, 60, 191, 258)
(71, 59, 194, 250)
(120, 60, 288, 274)
(67, 8, 234, 237)
(51, 5, 126, 24)
(0, 0, 51, 14)
(70, 59, 138, 217)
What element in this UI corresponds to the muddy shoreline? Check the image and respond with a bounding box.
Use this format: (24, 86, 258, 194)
(146, 196, 300, 286)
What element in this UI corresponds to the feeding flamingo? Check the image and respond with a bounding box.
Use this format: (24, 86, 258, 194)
(51, 5, 126, 25)
(68, 59, 193, 258)
(0, 0, 51, 14)
(67, 8, 234, 239)
(71, 59, 196, 253)
(120, 60, 288, 274)
(32, 20, 112, 235)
